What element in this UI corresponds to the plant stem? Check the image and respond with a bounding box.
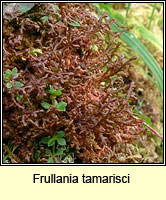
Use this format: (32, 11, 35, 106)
(52, 143, 55, 155)
(143, 121, 163, 140)
(148, 3, 157, 29)
(126, 81, 134, 100)
(126, 3, 131, 17)
(133, 116, 163, 140)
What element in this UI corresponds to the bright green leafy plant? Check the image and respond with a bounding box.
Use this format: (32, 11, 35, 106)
(30, 49, 43, 56)
(4, 67, 18, 82)
(3, 67, 24, 89)
(41, 131, 67, 163)
(47, 131, 66, 146)
(41, 85, 67, 111)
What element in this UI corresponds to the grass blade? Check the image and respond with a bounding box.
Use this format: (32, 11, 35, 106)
(97, 3, 163, 93)
(148, 3, 157, 29)
(126, 3, 131, 17)
(136, 26, 163, 52)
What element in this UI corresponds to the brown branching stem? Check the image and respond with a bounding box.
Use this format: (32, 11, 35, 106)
(126, 81, 134, 100)
(133, 117, 163, 141)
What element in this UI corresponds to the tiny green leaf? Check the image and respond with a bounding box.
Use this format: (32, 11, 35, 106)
(103, 66, 111, 74)
(4, 69, 12, 78)
(56, 131, 65, 138)
(8, 140, 13, 150)
(105, 80, 110, 84)
(90, 44, 98, 51)
(56, 102, 67, 111)
(41, 16, 49, 21)
(49, 85, 54, 92)
(49, 90, 62, 96)
(6, 83, 12, 88)
(14, 81, 24, 88)
(4, 68, 18, 81)
(67, 19, 81, 27)
(117, 153, 121, 159)
(128, 99, 132, 104)
(144, 117, 152, 126)
(41, 102, 51, 109)
(137, 114, 144, 120)
(34, 150, 40, 159)
(48, 85, 63, 96)
(16, 95, 23, 102)
(6, 69, 12, 74)
(111, 75, 118, 80)
(30, 49, 42, 56)
(47, 156, 54, 163)
(3, 154, 10, 163)
(12, 67, 18, 74)
(54, 99, 58, 107)
(55, 149, 63, 156)
(54, 90, 62, 96)
(41, 137, 50, 144)
(56, 137, 66, 146)
(4, 74, 10, 81)
(48, 137, 56, 147)
(103, 66, 108, 72)
(45, 149, 52, 155)
(52, 5, 59, 12)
